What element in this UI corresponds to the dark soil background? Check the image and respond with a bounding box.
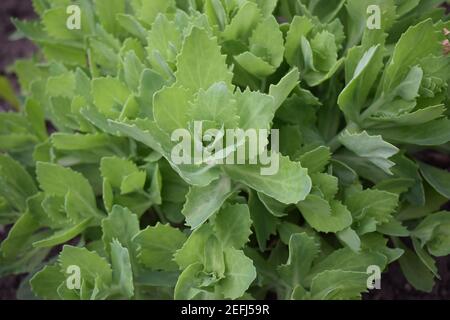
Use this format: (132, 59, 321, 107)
(0, 1, 36, 79)
(1, 0, 450, 300)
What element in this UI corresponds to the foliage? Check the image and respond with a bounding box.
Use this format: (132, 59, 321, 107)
(0, 0, 449, 300)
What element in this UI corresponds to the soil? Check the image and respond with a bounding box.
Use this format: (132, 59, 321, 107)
(0, 0, 36, 112)
(0, 1, 36, 67)
(0, 0, 450, 300)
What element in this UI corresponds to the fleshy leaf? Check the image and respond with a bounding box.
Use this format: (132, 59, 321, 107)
(134, 223, 187, 271)
(338, 130, 399, 174)
(175, 27, 233, 93)
(213, 203, 252, 249)
(223, 154, 311, 204)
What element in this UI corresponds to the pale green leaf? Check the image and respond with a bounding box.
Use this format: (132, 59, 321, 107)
(134, 223, 187, 271)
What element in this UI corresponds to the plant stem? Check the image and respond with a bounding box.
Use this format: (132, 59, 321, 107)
(328, 122, 359, 152)
(154, 205, 168, 224)
(327, 93, 390, 152)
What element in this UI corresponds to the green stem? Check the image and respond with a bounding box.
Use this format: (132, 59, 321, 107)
(154, 205, 168, 224)
(328, 122, 359, 152)
(328, 93, 391, 152)
(360, 93, 389, 121)
(260, 78, 267, 92)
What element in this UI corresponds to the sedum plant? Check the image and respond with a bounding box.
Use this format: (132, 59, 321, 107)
(0, 0, 450, 300)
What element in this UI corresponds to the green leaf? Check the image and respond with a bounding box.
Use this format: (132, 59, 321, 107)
(146, 13, 182, 73)
(116, 14, 147, 42)
(377, 218, 410, 237)
(419, 162, 450, 199)
(182, 176, 233, 229)
(2, 0, 450, 301)
(190, 82, 238, 128)
(120, 171, 147, 195)
(174, 224, 213, 269)
(248, 0, 278, 17)
(135, 270, 179, 288)
(153, 87, 191, 135)
(248, 191, 278, 252)
(337, 227, 361, 252)
(368, 105, 446, 128)
(412, 211, 450, 257)
(370, 119, 450, 146)
(291, 284, 309, 300)
(300, 36, 317, 73)
(51, 133, 111, 150)
(345, 0, 396, 48)
(223, 154, 311, 204)
(92, 77, 131, 118)
(58, 245, 112, 286)
(174, 262, 204, 300)
(94, 0, 125, 36)
(360, 233, 404, 264)
(382, 19, 441, 93)
(269, 68, 300, 112)
(311, 173, 338, 201)
(122, 51, 145, 91)
(257, 192, 288, 217)
(278, 233, 320, 289)
(298, 146, 331, 174)
(0, 154, 38, 212)
(110, 239, 134, 298)
(234, 52, 277, 78)
(393, 65, 423, 101)
(339, 130, 399, 174)
(218, 248, 256, 299)
(310, 31, 338, 73)
(235, 89, 274, 130)
(222, 1, 260, 42)
(33, 218, 92, 248)
(306, 248, 387, 285)
(345, 188, 398, 229)
(30, 264, 65, 300)
(213, 203, 252, 249)
(0, 213, 40, 259)
(134, 223, 187, 271)
(204, 0, 227, 31)
(0, 76, 20, 110)
(25, 98, 47, 141)
(374, 178, 415, 195)
(46, 72, 76, 98)
(308, 0, 346, 23)
(248, 16, 284, 69)
(137, 69, 166, 118)
(101, 205, 140, 255)
(394, 238, 435, 292)
(36, 162, 98, 217)
(297, 195, 352, 233)
(108, 119, 222, 186)
(412, 238, 439, 279)
(203, 235, 225, 280)
(100, 156, 146, 194)
(310, 270, 368, 300)
(42, 7, 84, 40)
(138, 0, 175, 26)
(175, 27, 233, 93)
(338, 45, 383, 122)
(285, 16, 314, 67)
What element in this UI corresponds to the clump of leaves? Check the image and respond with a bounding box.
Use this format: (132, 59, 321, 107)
(0, 0, 450, 300)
